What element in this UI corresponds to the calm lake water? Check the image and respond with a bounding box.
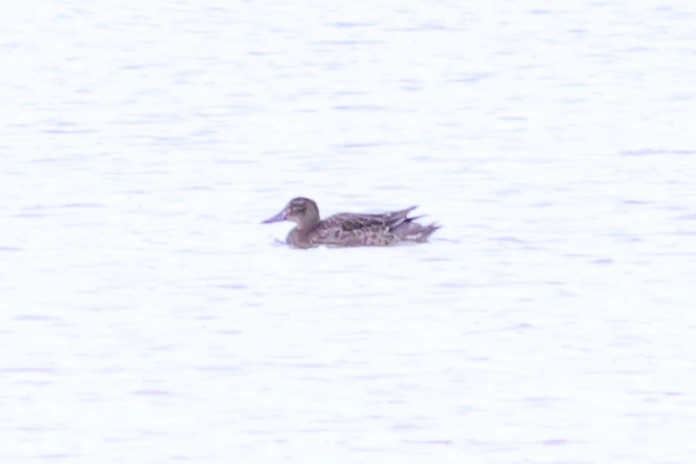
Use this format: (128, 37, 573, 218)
(2, 1, 696, 463)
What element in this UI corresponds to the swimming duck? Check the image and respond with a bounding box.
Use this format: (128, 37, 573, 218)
(262, 197, 440, 248)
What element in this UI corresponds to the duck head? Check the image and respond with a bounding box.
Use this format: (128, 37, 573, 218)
(262, 197, 320, 230)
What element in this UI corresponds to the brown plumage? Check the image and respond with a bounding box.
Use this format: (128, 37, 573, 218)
(262, 197, 440, 249)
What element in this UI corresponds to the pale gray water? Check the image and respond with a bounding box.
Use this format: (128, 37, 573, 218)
(2, 1, 696, 463)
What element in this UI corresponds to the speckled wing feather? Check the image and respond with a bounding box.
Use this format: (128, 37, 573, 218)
(330, 206, 417, 231)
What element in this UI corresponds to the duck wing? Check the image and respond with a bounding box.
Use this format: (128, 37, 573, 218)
(328, 206, 418, 232)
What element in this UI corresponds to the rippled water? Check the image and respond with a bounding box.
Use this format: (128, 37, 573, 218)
(2, 1, 696, 463)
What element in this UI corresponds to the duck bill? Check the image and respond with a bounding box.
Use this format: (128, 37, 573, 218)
(261, 209, 287, 224)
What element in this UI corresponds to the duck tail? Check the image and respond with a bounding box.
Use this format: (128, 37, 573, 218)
(415, 223, 441, 242)
(393, 220, 441, 242)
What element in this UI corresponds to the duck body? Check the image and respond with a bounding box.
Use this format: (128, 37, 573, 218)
(262, 197, 440, 249)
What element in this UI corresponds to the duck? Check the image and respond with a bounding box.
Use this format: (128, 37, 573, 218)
(262, 197, 440, 249)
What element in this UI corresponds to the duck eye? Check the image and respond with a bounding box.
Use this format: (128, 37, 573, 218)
(290, 201, 305, 211)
